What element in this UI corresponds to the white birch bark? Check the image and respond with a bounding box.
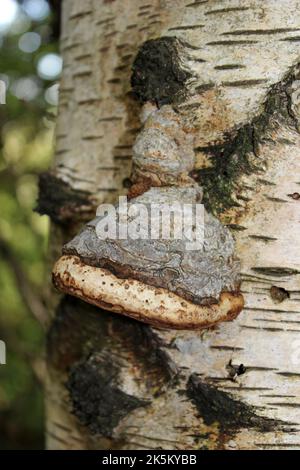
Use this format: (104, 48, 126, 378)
(45, 0, 300, 450)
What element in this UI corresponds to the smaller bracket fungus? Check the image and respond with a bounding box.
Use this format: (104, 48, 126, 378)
(52, 39, 244, 330)
(131, 105, 195, 187)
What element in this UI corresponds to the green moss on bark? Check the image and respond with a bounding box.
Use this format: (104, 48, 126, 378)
(195, 75, 297, 215)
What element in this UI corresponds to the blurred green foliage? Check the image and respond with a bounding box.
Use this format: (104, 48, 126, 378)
(0, 0, 60, 449)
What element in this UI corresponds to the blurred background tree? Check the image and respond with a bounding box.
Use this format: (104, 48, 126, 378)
(0, 0, 60, 449)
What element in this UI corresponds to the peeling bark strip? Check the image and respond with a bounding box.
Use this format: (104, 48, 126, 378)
(131, 37, 192, 105)
(270, 286, 290, 304)
(36, 172, 94, 225)
(67, 354, 148, 436)
(187, 375, 285, 432)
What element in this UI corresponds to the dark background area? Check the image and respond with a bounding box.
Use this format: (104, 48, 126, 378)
(0, 0, 60, 449)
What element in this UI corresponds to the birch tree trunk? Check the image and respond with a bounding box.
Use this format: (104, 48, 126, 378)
(42, 0, 300, 450)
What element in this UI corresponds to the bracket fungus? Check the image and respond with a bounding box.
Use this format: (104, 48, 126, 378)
(52, 39, 244, 329)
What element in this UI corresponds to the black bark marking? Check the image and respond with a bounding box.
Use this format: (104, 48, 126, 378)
(190, 57, 206, 63)
(96, 17, 114, 26)
(194, 70, 298, 214)
(262, 394, 297, 397)
(195, 83, 215, 92)
(265, 196, 288, 203)
(131, 37, 192, 105)
(258, 178, 276, 186)
(114, 144, 132, 150)
(256, 319, 300, 325)
(67, 353, 148, 436)
(267, 402, 300, 408)
(107, 78, 121, 84)
(210, 345, 244, 351)
(114, 155, 132, 160)
(98, 116, 122, 122)
(222, 79, 268, 87)
(69, 11, 92, 20)
(148, 20, 162, 26)
(270, 286, 290, 303)
(281, 36, 300, 42)
(62, 42, 81, 51)
(82, 134, 103, 140)
(73, 71, 92, 78)
(245, 366, 277, 372)
(207, 40, 258, 46)
(137, 11, 150, 17)
(226, 224, 247, 231)
(242, 325, 300, 333)
(252, 267, 300, 277)
(249, 235, 277, 242)
(187, 374, 284, 433)
(56, 148, 70, 155)
(168, 25, 204, 31)
(277, 372, 300, 378)
(259, 443, 300, 448)
(77, 98, 102, 105)
(186, 1, 208, 7)
(180, 41, 202, 51)
(223, 28, 300, 36)
(48, 296, 177, 404)
(35, 172, 93, 225)
(222, 387, 272, 391)
(226, 359, 246, 381)
(244, 306, 300, 314)
(47, 296, 109, 371)
(215, 64, 245, 70)
(205, 7, 250, 15)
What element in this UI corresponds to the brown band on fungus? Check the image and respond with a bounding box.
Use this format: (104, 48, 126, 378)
(127, 179, 152, 199)
(53, 255, 244, 330)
